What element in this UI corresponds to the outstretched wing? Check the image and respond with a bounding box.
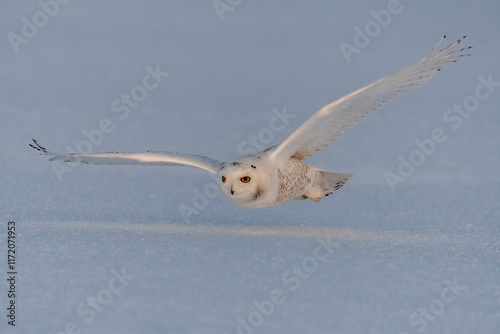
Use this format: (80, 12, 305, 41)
(30, 139, 223, 174)
(271, 35, 472, 165)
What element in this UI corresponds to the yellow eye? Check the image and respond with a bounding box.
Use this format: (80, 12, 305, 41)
(222, 176, 226, 183)
(240, 176, 251, 183)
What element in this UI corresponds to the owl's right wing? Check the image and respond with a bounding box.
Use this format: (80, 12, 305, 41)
(270, 35, 471, 166)
(30, 139, 224, 175)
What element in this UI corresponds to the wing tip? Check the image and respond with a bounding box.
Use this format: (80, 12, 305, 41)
(29, 138, 49, 154)
(427, 33, 472, 61)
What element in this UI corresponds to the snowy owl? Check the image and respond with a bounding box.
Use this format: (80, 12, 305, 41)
(31, 35, 470, 209)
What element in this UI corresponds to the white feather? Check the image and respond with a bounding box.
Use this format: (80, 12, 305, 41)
(29, 139, 223, 174)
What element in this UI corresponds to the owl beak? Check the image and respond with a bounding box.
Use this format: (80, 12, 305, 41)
(230, 187, 235, 195)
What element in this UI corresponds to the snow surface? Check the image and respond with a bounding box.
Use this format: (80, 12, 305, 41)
(0, 1, 499, 333)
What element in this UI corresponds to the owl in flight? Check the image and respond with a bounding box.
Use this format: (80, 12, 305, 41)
(31, 35, 470, 209)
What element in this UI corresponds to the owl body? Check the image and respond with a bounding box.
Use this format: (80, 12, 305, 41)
(216, 151, 349, 208)
(275, 158, 318, 203)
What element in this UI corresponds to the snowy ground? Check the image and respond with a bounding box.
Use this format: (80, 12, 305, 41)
(11, 183, 500, 334)
(1, 1, 499, 333)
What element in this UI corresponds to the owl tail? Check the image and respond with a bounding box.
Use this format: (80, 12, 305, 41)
(320, 171, 353, 194)
(304, 170, 353, 202)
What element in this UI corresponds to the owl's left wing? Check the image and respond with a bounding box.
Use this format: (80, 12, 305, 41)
(30, 139, 223, 174)
(271, 35, 471, 165)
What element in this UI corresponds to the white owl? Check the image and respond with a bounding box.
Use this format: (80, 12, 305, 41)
(31, 35, 470, 209)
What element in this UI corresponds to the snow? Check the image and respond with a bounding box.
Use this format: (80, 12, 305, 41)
(1, 1, 499, 333)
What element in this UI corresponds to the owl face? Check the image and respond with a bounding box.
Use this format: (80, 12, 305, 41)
(217, 159, 270, 206)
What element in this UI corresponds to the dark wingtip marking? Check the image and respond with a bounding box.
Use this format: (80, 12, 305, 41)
(29, 138, 48, 154)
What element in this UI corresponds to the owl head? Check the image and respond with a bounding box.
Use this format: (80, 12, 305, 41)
(217, 156, 273, 207)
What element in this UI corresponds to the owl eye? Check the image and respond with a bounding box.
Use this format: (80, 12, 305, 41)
(222, 176, 226, 183)
(240, 176, 251, 183)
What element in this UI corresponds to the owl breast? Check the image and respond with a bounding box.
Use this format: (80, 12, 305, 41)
(276, 158, 316, 203)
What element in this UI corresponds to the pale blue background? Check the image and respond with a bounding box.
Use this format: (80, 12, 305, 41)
(0, 1, 499, 333)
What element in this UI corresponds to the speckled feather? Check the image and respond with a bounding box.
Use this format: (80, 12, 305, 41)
(276, 159, 314, 202)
